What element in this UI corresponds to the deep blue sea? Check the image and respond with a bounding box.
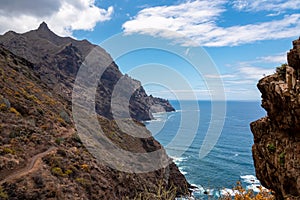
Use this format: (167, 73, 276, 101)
(145, 101, 266, 199)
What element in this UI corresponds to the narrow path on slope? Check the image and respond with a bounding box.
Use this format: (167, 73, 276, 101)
(0, 146, 57, 185)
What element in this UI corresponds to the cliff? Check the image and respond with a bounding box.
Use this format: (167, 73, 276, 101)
(0, 24, 189, 199)
(251, 37, 300, 199)
(0, 22, 174, 121)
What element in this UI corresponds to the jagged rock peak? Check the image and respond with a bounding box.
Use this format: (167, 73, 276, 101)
(35, 21, 58, 39)
(37, 22, 50, 31)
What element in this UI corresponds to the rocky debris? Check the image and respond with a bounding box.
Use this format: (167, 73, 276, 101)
(251, 37, 300, 199)
(0, 22, 174, 121)
(0, 30, 190, 198)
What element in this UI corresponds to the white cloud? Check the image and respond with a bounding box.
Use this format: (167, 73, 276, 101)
(258, 53, 287, 64)
(232, 0, 300, 12)
(205, 67, 272, 86)
(205, 74, 236, 79)
(238, 66, 274, 80)
(225, 80, 255, 85)
(212, 65, 275, 100)
(231, 0, 248, 10)
(267, 12, 282, 17)
(122, 0, 300, 47)
(233, 52, 287, 68)
(0, 0, 113, 36)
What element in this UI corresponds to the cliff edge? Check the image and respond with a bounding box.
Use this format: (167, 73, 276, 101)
(250, 37, 300, 199)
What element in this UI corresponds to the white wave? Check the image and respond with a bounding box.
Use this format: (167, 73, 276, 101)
(152, 118, 167, 122)
(175, 184, 203, 200)
(190, 184, 200, 190)
(246, 184, 264, 193)
(152, 111, 168, 116)
(190, 184, 205, 195)
(175, 197, 195, 200)
(241, 174, 269, 193)
(180, 109, 200, 112)
(190, 184, 220, 197)
(240, 175, 260, 184)
(170, 156, 187, 165)
(178, 166, 187, 175)
(221, 188, 241, 196)
(145, 114, 168, 123)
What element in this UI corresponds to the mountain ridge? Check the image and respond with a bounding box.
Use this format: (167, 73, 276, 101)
(0, 22, 174, 121)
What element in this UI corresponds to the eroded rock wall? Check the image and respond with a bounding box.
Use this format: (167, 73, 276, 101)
(251, 37, 300, 199)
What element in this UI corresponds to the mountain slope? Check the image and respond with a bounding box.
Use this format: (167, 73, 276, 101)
(0, 22, 174, 121)
(0, 44, 190, 199)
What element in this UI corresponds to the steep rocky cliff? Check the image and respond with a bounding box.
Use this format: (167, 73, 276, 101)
(0, 22, 174, 121)
(0, 24, 189, 199)
(251, 37, 300, 199)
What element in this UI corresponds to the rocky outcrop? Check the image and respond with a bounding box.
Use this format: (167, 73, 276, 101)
(251, 37, 300, 199)
(288, 38, 300, 79)
(0, 43, 190, 199)
(0, 22, 174, 121)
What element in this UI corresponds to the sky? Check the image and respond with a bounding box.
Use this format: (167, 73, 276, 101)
(0, 0, 299, 100)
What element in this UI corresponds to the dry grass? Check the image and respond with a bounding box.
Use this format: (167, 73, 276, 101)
(129, 180, 177, 200)
(217, 181, 275, 200)
(130, 180, 275, 200)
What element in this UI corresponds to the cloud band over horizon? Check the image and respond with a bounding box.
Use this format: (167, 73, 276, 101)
(123, 0, 300, 47)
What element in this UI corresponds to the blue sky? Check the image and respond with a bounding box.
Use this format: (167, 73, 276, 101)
(0, 0, 299, 100)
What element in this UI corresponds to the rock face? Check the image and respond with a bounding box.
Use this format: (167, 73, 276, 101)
(0, 22, 174, 121)
(251, 37, 300, 199)
(0, 24, 189, 199)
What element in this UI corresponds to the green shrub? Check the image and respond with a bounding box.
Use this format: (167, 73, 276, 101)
(51, 167, 65, 177)
(9, 107, 20, 116)
(0, 103, 7, 111)
(0, 186, 8, 199)
(267, 144, 276, 153)
(64, 169, 73, 176)
(276, 64, 287, 80)
(75, 178, 90, 187)
(279, 152, 285, 165)
(55, 137, 64, 145)
(51, 166, 73, 177)
(3, 147, 15, 155)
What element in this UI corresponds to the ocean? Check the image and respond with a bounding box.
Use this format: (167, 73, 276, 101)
(145, 100, 266, 199)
